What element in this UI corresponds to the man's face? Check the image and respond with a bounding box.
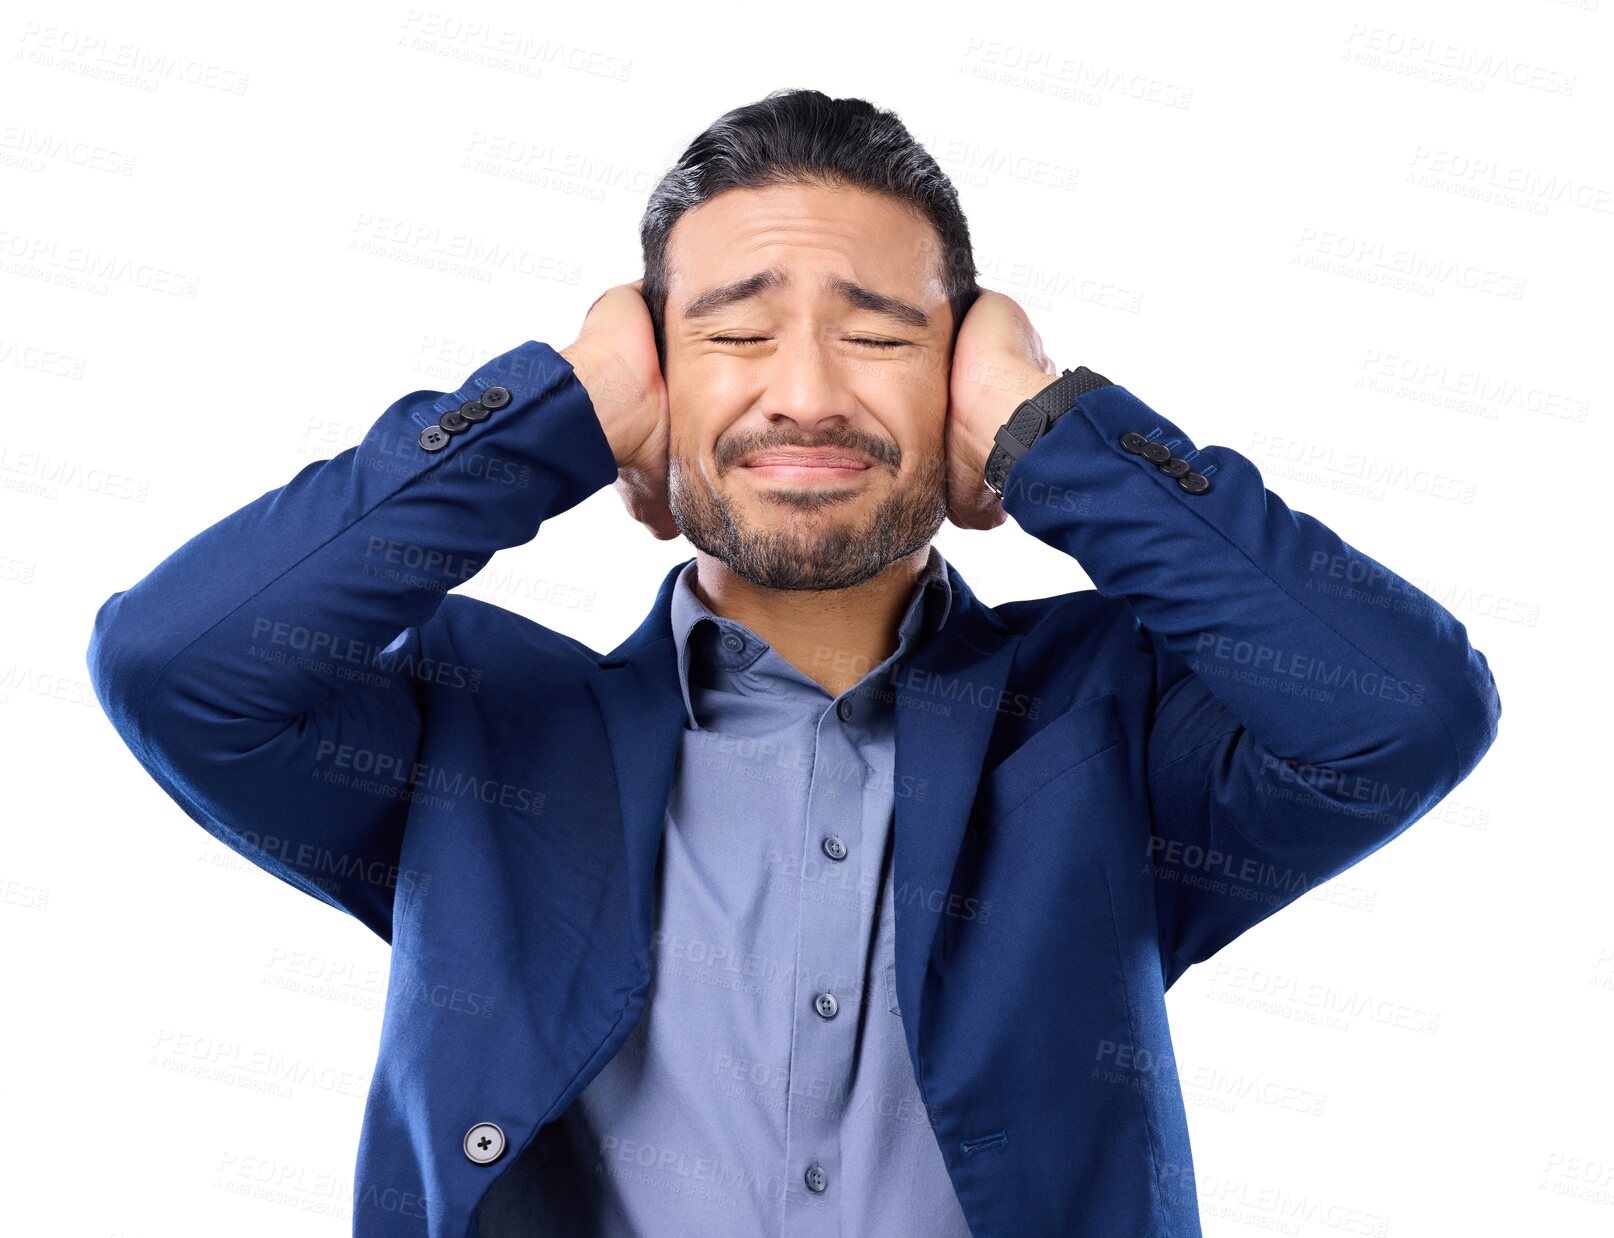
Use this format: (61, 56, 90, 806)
(662, 181, 953, 591)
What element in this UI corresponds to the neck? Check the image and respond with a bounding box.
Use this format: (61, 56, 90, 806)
(691, 545, 933, 699)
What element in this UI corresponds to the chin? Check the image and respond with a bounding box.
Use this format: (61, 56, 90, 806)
(734, 481, 874, 515)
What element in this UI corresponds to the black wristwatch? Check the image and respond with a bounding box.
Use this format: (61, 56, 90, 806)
(983, 366, 1113, 497)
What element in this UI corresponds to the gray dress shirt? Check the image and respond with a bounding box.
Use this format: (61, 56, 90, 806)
(486, 546, 973, 1237)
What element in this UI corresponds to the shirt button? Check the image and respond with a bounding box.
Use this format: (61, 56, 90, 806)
(821, 834, 847, 861)
(805, 1162, 828, 1193)
(721, 632, 745, 652)
(837, 699, 853, 722)
(814, 991, 839, 1019)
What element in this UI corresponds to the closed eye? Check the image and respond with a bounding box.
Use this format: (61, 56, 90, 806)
(711, 336, 909, 350)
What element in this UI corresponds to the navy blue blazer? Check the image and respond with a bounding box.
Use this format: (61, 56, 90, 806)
(86, 340, 1500, 1237)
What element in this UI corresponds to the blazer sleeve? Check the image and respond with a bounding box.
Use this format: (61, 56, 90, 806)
(84, 341, 619, 943)
(997, 372, 1501, 990)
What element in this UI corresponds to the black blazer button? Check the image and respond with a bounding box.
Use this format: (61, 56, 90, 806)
(479, 386, 511, 410)
(1177, 471, 1211, 494)
(459, 398, 490, 423)
(1157, 457, 1190, 478)
(1140, 441, 1171, 464)
(419, 425, 451, 452)
(440, 408, 471, 433)
(1120, 431, 1148, 454)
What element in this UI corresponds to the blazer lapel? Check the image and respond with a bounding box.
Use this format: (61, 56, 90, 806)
(890, 571, 1018, 1060)
(585, 560, 690, 970)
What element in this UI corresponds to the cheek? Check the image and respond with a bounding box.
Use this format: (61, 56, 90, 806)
(889, 390, 947, 459)
(865, 359, 945, 430)
(664, 377, 713, 460)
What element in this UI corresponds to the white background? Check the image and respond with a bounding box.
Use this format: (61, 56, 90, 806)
(2, 1, 1609, 1234)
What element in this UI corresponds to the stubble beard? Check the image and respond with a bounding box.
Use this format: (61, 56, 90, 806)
(666, 451, 947, 592)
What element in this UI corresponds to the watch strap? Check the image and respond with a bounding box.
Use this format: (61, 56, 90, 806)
(984, 365, 1113, 496)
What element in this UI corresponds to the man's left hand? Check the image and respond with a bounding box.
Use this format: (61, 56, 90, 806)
(944, 289, 1061, 530)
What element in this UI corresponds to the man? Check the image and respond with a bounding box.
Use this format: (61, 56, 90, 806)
(86, 89, 1500, 1237)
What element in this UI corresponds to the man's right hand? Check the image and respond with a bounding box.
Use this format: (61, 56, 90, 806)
(559, 280, 680, 540)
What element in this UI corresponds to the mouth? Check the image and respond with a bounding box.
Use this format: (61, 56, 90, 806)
(738, 448, 874, 484)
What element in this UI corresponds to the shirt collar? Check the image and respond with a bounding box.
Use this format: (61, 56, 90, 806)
(669, 546, 954, 731)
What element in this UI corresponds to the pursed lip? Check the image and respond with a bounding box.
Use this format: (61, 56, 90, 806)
(740, 449, 873, 470)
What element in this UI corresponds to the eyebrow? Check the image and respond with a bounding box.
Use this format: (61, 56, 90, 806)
(681, 265, 930, 331)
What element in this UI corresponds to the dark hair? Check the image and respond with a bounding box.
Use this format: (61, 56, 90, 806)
(640, 88, 980, 363)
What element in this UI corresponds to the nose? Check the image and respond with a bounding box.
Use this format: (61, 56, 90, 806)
(758, 325, 858, 436)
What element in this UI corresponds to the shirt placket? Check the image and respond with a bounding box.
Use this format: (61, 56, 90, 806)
(781, 689, 881, 1238)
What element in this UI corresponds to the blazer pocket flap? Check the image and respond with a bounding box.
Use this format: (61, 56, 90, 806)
(982, 692, 1124, 823)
